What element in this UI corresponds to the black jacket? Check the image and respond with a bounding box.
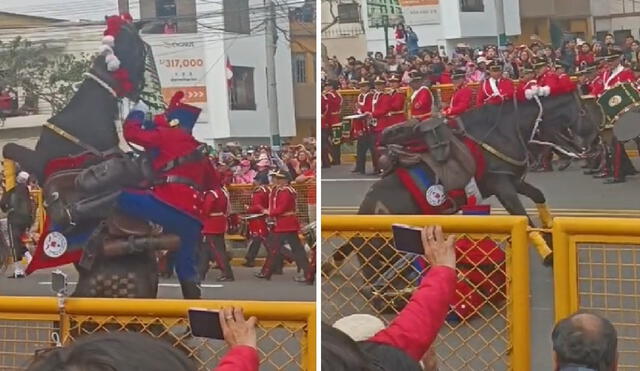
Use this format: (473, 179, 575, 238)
(0, 184, 33, 226)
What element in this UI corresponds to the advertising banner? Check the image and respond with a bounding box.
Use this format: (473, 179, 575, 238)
(398, 0, 440, 26)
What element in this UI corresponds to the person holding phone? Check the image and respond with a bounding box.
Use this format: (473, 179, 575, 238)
(322, 225, 457, 371)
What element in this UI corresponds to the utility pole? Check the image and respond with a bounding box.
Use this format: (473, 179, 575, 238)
(382, 15, 389, 55)
(265, 0, 281, 148)
(118, 0, 130, 15)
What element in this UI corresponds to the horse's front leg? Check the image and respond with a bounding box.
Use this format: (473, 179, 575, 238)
(516, 180, 552, 229)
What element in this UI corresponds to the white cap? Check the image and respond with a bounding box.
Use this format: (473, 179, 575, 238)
(16, 171, 29, 184)
(333, 314, 385, 341)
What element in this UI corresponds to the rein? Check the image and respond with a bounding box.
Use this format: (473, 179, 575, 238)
(83, 72, 117, 98)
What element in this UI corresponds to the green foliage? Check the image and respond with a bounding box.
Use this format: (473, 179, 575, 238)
(0, 36, 94, 114)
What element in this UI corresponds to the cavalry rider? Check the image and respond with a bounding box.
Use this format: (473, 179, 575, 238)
(515, 67, 537, 101)
(533, 58, 560, 97)
(352, 77, 377, 175)
(201, 181, 233, 282)
(387, 74, 407, 127)
(256, 170, 312, 284)
(555, 62, 577, 95)
(476, 61, 514, 106)
(591, 49, 637, 184)
(243, 171, 271, 267)
(325, 80, 343, 166)
(119, 93, 217, 299)
(408, 71, 434, 121)
(442, 69, 474, 118)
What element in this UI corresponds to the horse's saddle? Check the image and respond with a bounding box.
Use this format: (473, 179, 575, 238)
(379, 118, 476, 191)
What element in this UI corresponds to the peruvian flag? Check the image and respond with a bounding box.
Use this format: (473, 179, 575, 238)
(226, 57, 233, 89)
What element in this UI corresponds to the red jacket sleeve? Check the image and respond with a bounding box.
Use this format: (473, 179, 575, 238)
(269, 189, 294, 217)
(368, 266, 457, 361)
(476, 82, 487, 106)
(372, 95, 388, 119)
(246, 190, 267, 213)
(501, 79, 514, 100)
(448, 88, 473, 116)
(202, 191, 217, 216)
(213, 345, 259, 371)
(123, 112, 162, 148)
(390, 92, 405, 111)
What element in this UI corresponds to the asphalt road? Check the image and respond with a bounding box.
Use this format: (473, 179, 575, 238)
(0, 264, 316, 302)
(321, 159, 640, 370)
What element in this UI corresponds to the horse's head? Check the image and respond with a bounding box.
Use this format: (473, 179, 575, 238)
(539, 93, 597, 153)
(100, 14, 147, 101)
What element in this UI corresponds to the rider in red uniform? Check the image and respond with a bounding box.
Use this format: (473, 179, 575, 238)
(408, 71, 433, 121)
(533, 58, 560, 97)
(201, 184, 233, 281)
(387, 74, 407, 126)
(352, 77, 377, 174)
(243, 172, 271, 267)
(119, 92, 218, 299)
(443, 69, 474, 117)
(476, 62, 514, 106)
(256, 170, 312, 284)
(515, 67, 539, 102)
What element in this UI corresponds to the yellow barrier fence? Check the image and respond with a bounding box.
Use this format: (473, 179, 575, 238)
(321, 215, 531, 370)
(553, 217, 640, 370)
(0, 297, 315, 371)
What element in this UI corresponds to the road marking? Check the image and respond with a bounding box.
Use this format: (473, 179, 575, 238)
(322, 178, 378, 182)
(38, 282, 224, 289)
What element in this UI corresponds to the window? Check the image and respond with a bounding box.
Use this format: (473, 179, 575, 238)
(156, 0, 176, 17)
(292, 53, 307, 83)
(614, 30, 632, 45)
(224, 0, 251, 34)
(460, 0, 484, 12)
(338, 3, 360, 23)
(230, 66, 256, 110)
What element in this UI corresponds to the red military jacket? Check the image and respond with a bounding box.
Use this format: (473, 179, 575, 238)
(202, 186, 230, 235)
(556, 73, 576, 95)
(410, 86, 433, 120)
(515, 79, 539, 102)
(321, 93, 330, 129)
(372, 90, 391, 133)
(584, 75, 604, 96)
(537, 69, 560, 96)
(123, 113, 218, 221)
(444, 84, 474, 116)
(387, 89, 407, 126)
(476, 78, 514, 106)
(598, 66, 636, 95)
(326, 91, 343, 126)
(352, 92, 373, 138)
(245, 185, 270, 238)
(269, 185, 299, 233)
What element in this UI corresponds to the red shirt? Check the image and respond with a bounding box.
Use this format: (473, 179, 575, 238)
(352, 92, 373, 138)
(476, 78, 514, 106)
(515, 79, 538, 102)
(387, 89, 407, 126)
(556, 73, 577, 95)
(123, 113, 218, 221)
(576, 52, 595, 67)
(246, 185, 270, 238)
(202, 186, 229, 235)
(410, 86, 433, 120)
(444, 85, 474, 116)
(438, 72, 452, 85)
(368, 266, 457, 361)
(269, 185, 299, 233)
(372, 91, 391, 132)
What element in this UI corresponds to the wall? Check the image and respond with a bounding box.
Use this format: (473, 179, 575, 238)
(322, 35, 368, 62)
(0, 13, 60, 28)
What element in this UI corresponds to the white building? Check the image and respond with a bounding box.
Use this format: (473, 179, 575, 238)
(323, 0, 521, 58)
(590, 0, 640, 42)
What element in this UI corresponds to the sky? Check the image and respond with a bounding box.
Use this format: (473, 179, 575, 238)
(0, 0, 140, 21)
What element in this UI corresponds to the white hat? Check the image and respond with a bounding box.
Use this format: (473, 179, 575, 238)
(333, 314, 385, 341)
(16, 171, 29, 184)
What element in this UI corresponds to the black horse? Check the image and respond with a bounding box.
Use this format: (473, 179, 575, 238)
(324, 93, 591, 310)
(1, 18, 167, 298)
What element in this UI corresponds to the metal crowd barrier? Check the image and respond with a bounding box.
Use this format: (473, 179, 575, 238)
(553, 217, 640, 369)
(0, 298, 316, 371)
(321, 215, 531, 370)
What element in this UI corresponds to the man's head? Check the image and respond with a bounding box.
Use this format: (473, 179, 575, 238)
(270, 169, 291, 185)
(625, 35, 634, 47)
(488, 62, 502, 79)
(605, 49, 623, 69)
(452, 69, 466, 87)
(388, 74, 401, 89)
(605, 33, 615, 46)
(358, 77, 370, 93)
(552, 311, 618, 371)
(521, 67, 535, 81)
(408, 71, 423, 90)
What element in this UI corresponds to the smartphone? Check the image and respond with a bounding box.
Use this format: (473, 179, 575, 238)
(392, 224, 424, 255)
(188, 308, 224, 340)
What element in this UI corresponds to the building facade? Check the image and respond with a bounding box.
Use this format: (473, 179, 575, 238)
(290, 2, 316, 142)
(518, 0, 592, 46)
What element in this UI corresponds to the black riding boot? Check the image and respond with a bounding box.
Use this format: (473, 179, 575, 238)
(180, 281, 201, 299)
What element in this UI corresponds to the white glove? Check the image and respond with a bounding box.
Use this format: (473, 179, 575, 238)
(538, 86, 551, 97)
(132, 100, 149, 114)
(525, 89, 536, 100)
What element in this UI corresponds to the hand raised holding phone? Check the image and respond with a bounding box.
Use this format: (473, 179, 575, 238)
(421, 225, 456, 270)
(219, 306, 258, 350)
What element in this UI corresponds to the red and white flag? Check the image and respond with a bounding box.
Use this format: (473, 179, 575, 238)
(226, 57, 233, 88)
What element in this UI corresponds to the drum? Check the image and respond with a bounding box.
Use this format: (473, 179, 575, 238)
(596, 83, 640, 124)
(331, 124, 343, 145)
(613, 106, 640, 141)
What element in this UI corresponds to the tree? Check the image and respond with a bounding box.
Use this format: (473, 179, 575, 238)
(0, 37, 93, 115)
